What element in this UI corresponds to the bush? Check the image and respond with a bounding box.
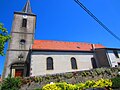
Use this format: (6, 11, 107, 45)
(92, 79, 112, 88)
(1, 76, 22, 90)
(41, 79, 112, 90)
(76, 83, 85, 89)
(84, 80, 95, 89)
(56, 82, 77, 90)
(111, 77, 120, 88)
(42, 83, 62, 90)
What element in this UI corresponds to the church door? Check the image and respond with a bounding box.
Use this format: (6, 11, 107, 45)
(15, 69, 24, 77)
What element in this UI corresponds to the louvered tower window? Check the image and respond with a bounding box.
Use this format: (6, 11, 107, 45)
(22, 19, 27, 27)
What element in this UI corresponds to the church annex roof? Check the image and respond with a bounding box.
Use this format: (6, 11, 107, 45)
(22, 0, 32, 14)
(32, 40, 105, 51)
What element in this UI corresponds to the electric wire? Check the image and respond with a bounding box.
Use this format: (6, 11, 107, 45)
(74, 0, 120, 42)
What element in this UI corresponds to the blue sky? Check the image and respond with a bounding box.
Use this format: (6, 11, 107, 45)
(0, 0, 120, 75)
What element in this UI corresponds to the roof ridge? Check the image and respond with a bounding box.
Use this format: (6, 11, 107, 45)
(34, 40, 93, 44)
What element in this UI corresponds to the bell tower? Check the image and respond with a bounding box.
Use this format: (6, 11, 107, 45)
(3, 0, 36, 78)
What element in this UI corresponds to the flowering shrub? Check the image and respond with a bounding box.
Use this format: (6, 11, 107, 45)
(42, 83, 62, 90)
(42, 82, 78, 90)
(56, 82, 77, 90)
(41, 79, 112, 90)
(76, 83, 85, 89)
(84, 80, 95, 89)
(92, 79, 112, 88)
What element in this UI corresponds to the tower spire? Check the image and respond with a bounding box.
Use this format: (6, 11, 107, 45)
(22, 0, 32, 14)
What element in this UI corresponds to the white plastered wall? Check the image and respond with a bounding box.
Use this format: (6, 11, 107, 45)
(30, 52, 93, 76)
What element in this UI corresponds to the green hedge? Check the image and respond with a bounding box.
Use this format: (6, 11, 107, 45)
(111, 77, 120, 88)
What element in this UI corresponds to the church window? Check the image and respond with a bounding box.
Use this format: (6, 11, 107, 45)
(20, 39, 26, 45)
(22, 19, 27, 27)
(46, 57, 54, 70)
(113, 50, 119, 58)
(71, 57, 77, 69)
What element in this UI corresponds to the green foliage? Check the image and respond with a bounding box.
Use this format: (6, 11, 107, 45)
(92, 79, 112, 88)
(0, 82, 2, 90)
(84, 80, 95, 89)
(42, 83, 62, 90)
(1, 76, 22, 90)
(105, 68, 112, 75)
(34, 76, 43, 83)
(81, 72, 87, 77)
(42, 82, 77, 90)
(0, 23, 11, 55)
(95, 68, 104, 75)
(45, 76, 51, 82)
(56, 82, 77, 90)
(64, 73, 73, 79)
(41, 79, 112, 90)
(76, 83, 85, 90)
(111, 77, 120, 88)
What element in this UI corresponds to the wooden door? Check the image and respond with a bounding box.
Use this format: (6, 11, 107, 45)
(15, 69, 24, 77)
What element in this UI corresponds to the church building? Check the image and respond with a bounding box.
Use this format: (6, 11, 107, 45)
(2, 0, 120, 78)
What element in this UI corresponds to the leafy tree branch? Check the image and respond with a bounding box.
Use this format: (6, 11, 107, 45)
(0, 23, 11, 55)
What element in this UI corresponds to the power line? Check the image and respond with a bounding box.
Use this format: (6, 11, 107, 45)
(74, 0, 120, 42)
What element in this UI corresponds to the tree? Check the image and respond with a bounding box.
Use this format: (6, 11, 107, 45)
(0, 23, 11, 55)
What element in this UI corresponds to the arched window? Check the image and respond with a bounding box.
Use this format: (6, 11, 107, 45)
(46, 57, 54, 70)
(71, 57, 77, 69)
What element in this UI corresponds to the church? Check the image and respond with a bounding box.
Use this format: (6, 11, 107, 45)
(2, 0, 120, 78)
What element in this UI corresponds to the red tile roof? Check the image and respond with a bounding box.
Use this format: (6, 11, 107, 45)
(32, 40, 105, 51)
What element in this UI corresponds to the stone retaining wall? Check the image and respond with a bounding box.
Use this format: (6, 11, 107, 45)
(20, 67, 120, 90)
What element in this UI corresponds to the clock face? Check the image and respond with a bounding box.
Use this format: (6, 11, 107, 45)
(23, 15, 27, 18)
